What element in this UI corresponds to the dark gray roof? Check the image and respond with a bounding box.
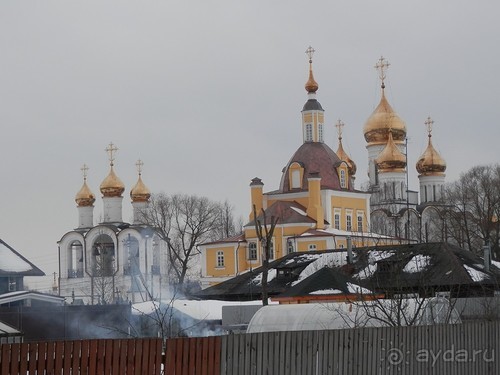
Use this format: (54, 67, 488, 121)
(196, 243, 500, 301)
(302, 99, 324, 111)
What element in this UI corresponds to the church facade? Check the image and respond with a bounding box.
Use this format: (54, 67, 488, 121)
(199, 49, 416, 288)
(58, 144, 169, 305)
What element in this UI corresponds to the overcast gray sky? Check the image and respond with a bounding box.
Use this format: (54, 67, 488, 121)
(1, 1, 499, 290)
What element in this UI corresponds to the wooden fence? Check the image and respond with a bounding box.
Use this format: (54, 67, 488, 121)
(1, 321, 499, 374)
(0, 338, 163, 375)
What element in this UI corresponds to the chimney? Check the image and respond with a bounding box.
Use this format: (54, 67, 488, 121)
(249, 177, 264, 220)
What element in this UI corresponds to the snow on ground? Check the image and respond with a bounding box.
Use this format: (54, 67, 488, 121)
(403, 255, 432, 273)
(0, 243, 33, 272)
(463, 264, 489, 282)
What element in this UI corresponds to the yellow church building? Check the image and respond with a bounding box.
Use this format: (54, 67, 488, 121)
(200, 47, 396, 288)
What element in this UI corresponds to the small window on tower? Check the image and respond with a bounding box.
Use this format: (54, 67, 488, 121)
(340, 169, 347, 188)
(318, 123, 324, 142)
(306, 124, 313, 141)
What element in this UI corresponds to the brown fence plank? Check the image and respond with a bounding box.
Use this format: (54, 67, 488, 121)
(27, 342, 37, 375)
(118, 339, 127, 375)
(64, 340, 73, 374)
(19, 343, 29, 375)
(134, 339, 144, 375)
(1, 344, 10, 375)
(37, 342, 46, 374)
(195, 338, 204, 374)
(214, 337, 222, 375)
(126, 339, 136, 374)
(45, 341, 55, 375)
(11, 343, 21, 375)
(110, 339, 120, 375)
(80, 340, 90, 375)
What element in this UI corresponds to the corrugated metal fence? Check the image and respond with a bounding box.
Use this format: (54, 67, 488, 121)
(1, 321, 499, 374)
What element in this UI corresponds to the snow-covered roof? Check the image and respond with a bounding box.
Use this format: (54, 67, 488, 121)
(133, 299, 273, 321)
(0, 239, 45, 276)
(0, 291, 65, 306)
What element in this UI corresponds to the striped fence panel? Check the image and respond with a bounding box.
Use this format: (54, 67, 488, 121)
(163, 336, 221, 375)
(0, 338, 163, 375)
(219, 321, 500, 375)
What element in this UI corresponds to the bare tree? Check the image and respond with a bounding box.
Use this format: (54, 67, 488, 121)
(445, 164, 500, 257)
(139, 193, 239, 287)
(253, 205, 278, 306)
(209, 200, 243, 241)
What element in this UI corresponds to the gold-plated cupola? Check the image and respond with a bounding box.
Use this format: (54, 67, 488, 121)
(305, 46, 319, 94)
(130, 159, 151, 203)
(100, 142, 125, 197)
(375, 130, 407, 172)
(416, 117, 446, 176)
(75, 164, 95, 207)
(363, 56, 406, 145)
(335, 120, 357, 176)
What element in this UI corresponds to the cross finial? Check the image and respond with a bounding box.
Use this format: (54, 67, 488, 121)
(425, 116, 434, 137)
(136, 159, 144, 176)
(374, 56, 390, 88)
(305, 46, 315, 63)
(105, 142, 118, 166)
(81, 164, 89, 181)
(335, 119, 345, 140)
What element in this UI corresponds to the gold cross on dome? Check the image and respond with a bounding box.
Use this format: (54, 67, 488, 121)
(425, 116, 434, 136)
(335, 119, 345, 139)
(136, 159, 144, 175)
(81, 164, 89, 180)
(305, 46, 315, 63)
(105, 142, 118, 165)
(375, 56, 390, 87)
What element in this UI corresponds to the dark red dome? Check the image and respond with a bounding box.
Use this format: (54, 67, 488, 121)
(279, 142, 351, 192)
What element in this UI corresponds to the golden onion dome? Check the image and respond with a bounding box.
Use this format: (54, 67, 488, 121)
(130, 175, 151, 203)
(100, 166, 125, 197)
(336, 138, 357, 176)
(363, 90, 406, 145)
(305, 65, 319, 94)
(375, 130, 407, 172)
(416, 136, 446, 176)
(75, 180, 95, 207)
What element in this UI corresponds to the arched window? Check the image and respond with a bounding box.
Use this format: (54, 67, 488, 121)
(92, 234, 115, 277)
(308, 244, 317, 251)
(346, 211, 353, 231)
(124, 235, 140, 276)
(68, 241, 83, 278)
(216, 251, 225, 268)
(334, 209, 341, 230)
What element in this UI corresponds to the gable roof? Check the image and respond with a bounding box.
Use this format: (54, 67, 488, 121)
(246, 200, 317, 227)
(0, 239, 45, 277)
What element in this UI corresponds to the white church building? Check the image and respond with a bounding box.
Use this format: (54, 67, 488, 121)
(58, 143, 169, 305)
